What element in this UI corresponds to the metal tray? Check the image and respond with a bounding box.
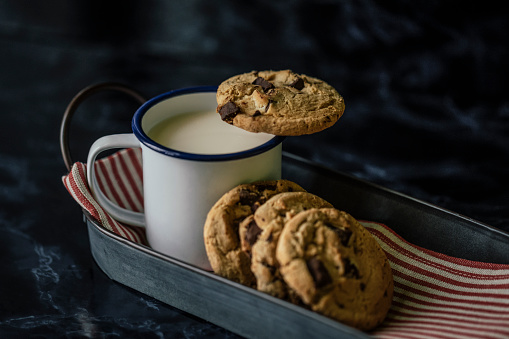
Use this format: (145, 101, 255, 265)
(63, 83, 509, 339)
(83, 152, 509, 339)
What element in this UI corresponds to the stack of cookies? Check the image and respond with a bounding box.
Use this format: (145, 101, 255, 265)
(204, 70, 393, 330)
(203, 180, 393, 331)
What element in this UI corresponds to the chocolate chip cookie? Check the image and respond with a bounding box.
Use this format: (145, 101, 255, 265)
(276, 208, 393, 330)
(203, 180, 305, 287)
(216, 70, 345, 136)
(250, 192, 333, 300)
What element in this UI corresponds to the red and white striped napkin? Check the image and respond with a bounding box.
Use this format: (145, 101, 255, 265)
(63, 148, 147, 245)
(62, 148, 509, 339)
(364, 222, 509, 338)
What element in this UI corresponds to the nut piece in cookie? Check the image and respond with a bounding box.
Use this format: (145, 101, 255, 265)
(216, 70, 345, 136)
(276, 208, 393, 331)
(203, 180, 305, 287)
(250, 192, 333, 301)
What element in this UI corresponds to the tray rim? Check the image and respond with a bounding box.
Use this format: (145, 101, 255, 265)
(282, 153, 509, 239)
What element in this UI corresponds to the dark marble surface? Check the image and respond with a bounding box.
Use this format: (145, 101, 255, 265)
(1, 1, 508, 337)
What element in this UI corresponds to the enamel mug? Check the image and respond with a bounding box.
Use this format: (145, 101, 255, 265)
(86, 86, 284, 270)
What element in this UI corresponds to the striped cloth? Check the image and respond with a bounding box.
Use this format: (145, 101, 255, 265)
(364, 223, 509, 338)
(62, 148, 147, 245)
(62, 148, 509, 339)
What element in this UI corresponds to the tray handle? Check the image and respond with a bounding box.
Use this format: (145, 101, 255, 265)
(60, 82, 147, 171)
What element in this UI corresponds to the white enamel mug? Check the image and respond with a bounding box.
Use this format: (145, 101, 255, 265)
(87, 86, 284, 270)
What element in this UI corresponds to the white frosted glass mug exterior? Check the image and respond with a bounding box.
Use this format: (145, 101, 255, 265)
(87, 87, 284, 270)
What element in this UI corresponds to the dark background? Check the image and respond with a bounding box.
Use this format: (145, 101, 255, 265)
(1, 1, 508, 337)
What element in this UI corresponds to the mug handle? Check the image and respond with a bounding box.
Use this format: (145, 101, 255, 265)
(86, 133, 146, 227)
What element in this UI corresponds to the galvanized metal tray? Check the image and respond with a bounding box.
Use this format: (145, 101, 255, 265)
(63, 83, 509, 339)
(82, 152, 509, 339)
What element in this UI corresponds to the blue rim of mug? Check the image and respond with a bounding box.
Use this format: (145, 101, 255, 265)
(132, 86, 285, 161)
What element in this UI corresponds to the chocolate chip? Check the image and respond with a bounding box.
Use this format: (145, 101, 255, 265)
(289, 77, 305, 90)
(360, 282, 366, 291)
(256, 183, 277, 192)
(336, 228, 352, 247)
(238, 190, 260, 207)
(343, 258, 360, 279)
(306, 257, 332, 288)
(218, 102, 240, 122)
(252, 77, 274, 92)
(325, 223, 352, 247)
(238, 190, 268, 213)
(253, 111, 261, 117)
(245, 219, 262, 245)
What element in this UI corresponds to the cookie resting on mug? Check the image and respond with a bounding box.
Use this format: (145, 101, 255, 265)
(216, 69, 345, 136)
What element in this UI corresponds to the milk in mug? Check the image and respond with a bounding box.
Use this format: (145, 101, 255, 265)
(147, 110, 274, 154)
